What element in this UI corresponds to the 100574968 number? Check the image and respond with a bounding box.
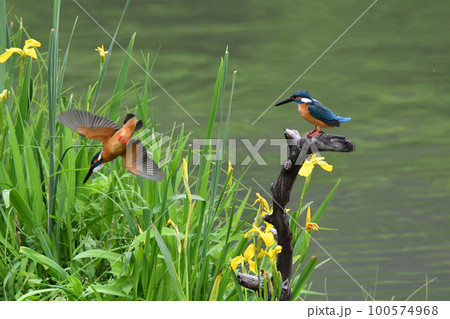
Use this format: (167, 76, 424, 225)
(368, 305, 438, 316)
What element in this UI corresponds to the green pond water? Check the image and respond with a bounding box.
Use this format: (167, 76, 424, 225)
(8, 0, 450, 300)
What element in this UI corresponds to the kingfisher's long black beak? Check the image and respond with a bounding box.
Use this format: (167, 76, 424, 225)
(83, 165, 95, 184)
(275, 96, 294, 106)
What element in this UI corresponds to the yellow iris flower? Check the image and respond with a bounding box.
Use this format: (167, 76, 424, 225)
(227, 161, 233, 187)
(305, 206, 319, 231)
(95, 45, 108, 59)
(252, 192, 270, 212)
(0, 39, 41, 63)
(230, 243, 257, 273)
(258, 245, 282, 263)
(0, 89, 8, 101)
(166, 218, 176, 227)
(244, 221, 275, 247)
(299, 153, 333, 177)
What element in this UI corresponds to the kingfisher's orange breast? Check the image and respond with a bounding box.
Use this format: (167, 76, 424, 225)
(297, 103, 333, 129)
(102, 119, 138, 162)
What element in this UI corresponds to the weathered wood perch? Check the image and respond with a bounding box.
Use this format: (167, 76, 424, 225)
(236, 129, 355, 300)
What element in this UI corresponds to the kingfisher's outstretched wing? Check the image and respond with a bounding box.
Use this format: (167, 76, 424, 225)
(56, 110, 120, 144)
(121, 139, 164, 181)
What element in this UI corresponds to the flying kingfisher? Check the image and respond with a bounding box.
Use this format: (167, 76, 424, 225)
(57, 110, 164, 183)
(275, 90, 351, 137)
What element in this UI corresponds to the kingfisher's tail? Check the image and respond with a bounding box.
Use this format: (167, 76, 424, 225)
(337, 116, 351, 122)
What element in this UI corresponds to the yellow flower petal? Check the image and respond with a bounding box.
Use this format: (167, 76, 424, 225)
(227, 161, 233, 187)
(258, 245, 282, 263)
(182, 158, 188, 181)
(306, 222, 319, 231)
(260, 230, 275, 247)
(305, 206, 319, 231)
(243, 243, 255, 261)
(230, 256, 244, 271)
(252, 193, 270, 211)
(299, 153, 333, 176)
(23, 48, 37, 59)
(23, 39, 41, 50)
(95, 45, 108, 58)
(299, 162, 314, 177)
(306, 206, 311, 224)
(244, 226, 258, 238)
(0, 89, 8, 100)
(248, 260, 257, 274)
(273, 245, 282, 255)
(166, 218, 175, 227)
(264, 221, 273, 232)
(245, 224, 275, 246)
(0, 48, 22, 63)
(318, 161, 333, 172)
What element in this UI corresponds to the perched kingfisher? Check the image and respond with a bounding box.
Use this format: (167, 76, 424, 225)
(275, 90, 351, 137)
(56, 110, 164, 183)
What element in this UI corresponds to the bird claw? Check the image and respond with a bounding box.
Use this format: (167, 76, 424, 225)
(117, 135, 122, 141)
(307, 128, 322, 138)
(121, 138, 129, 144)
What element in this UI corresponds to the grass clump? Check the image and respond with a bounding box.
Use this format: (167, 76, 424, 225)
(0, 0, 334, 301)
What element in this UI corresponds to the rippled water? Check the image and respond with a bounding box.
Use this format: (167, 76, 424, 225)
(9, 0, 450, 300)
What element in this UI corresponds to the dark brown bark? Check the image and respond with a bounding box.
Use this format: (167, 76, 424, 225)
(236, 129, 355, 300)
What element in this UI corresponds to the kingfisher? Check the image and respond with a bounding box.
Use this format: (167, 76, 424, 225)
(56, 110, 164, 183)
(275, 90, 351, 137)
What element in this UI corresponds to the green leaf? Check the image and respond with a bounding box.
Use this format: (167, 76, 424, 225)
(209, 270, 222, 301)
(291, 256, 318, 300)
(20, 246, 68, 281)
(4, 110, 26, 197)
(73, 249, 122, 262)
(312, 178, 341, 223)
(57, 16, 78, 96)
(69, 276, 83, 298)
(88, 285, 127, 297)
(91, 0, 131, 108)
(6, 189, 33, 228)
(152, 223, 186, 301)
(17, 288, 60, 301)
(109, 32, 136, 120)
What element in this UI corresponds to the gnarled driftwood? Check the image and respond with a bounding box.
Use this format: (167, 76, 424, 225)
(236, 129, 355, 300)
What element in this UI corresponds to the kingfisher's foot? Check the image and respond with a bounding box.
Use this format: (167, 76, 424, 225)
(121, 138, 129, 144)
(117, 135, 122, 141)
(307, 128, 322, 138)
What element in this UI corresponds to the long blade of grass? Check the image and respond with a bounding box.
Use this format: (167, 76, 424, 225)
(87, 285, 127, 298)
(47, 0, 61, 237)
(0, 0, 7, 90)
(109, 32, 135, 121)
(194, 55, 225, 300)
(151, 223, 186, 300)
(312, 178, 341, 223)
(4, 110, 26, 197)
(57, 16, 78, 96)
(90, 0, 130, 109)
(293, 178, 341, 257)
(291, 256, 318, 300)
(195, 58, 223, 195)
(73, 249, 121, 262)
(19, 246, 68, 281)
(209, 270, 222, 301)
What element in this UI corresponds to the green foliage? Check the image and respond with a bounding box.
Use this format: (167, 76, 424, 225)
(0, 1, 341, 301)
(0, 3, 252, 298)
